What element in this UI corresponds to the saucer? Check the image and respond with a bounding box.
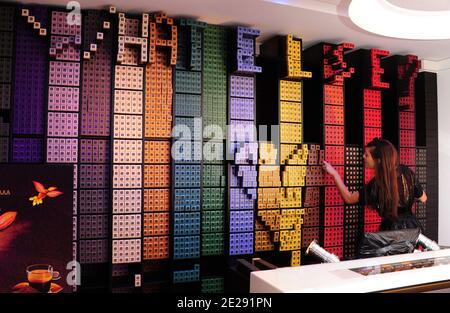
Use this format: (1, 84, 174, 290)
(12, 282, 63, 293)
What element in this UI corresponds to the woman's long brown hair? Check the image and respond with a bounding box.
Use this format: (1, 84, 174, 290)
(367, 138, 399, 220)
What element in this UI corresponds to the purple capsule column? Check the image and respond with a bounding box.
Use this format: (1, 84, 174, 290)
(12, 6, 49, 163)
(0, 5, 14, 163)
(228, 26, 261, 255)
(78, 10, 112, 283)
(46, 11, 82, 279)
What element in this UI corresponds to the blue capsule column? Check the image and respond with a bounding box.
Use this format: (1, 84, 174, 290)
(228, 26, 261, 256)
(172, 19, 206, 288)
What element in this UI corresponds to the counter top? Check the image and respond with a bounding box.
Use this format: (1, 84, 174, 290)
(250, 249, 450, 293)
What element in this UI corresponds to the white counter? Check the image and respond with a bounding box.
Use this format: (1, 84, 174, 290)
(250, 249, 450, 293)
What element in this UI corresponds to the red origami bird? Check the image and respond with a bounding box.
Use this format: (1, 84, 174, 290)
(29, 181, 63, 206)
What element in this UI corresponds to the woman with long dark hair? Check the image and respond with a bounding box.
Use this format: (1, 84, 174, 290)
(322, 138, 427, 231)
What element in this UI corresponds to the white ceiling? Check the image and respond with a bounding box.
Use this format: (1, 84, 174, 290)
(16, 0, 450, 61)
(387, 0, 450, 11)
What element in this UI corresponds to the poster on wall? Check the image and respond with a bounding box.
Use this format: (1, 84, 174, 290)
(0, 165, 73, 293)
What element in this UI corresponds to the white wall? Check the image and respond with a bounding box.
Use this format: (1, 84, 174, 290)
(437, 67, 450, 246)
(422, 59, 450, 246)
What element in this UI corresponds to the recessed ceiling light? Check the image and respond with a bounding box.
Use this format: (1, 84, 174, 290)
(348, 0, 450, 40)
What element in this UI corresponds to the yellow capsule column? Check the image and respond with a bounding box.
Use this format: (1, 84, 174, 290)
(256, 35, 311, 266)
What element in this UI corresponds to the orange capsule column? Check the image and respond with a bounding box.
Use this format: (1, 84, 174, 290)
(143, 12, 176, 264)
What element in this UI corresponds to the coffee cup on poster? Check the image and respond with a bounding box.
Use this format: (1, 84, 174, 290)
(26, 264, 60, 293)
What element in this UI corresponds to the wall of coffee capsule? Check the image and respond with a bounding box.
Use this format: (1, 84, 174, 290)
(0, 2, 438, 292)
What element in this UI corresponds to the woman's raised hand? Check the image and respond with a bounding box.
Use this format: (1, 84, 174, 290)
(322, 160, 338, 177)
